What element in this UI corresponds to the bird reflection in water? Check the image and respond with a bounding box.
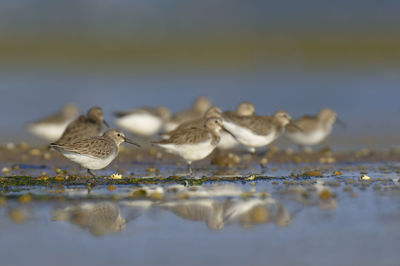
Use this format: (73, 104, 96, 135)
(52, 202, 126, 236)
(159, 198, 290, 230)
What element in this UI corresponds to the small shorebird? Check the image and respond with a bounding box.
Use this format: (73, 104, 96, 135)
(114, 106, 171, 137)
(160, 106, 222, 139)
(222, 111, 292, 152)
(218, 101, 255, 150)
(154, 117, 224, 175)
(50, 129, 140, 176)
(27, 103, 79, 142)
(164, 96, 212, 131)
(53, 106, 109, 145)
(285, 108, 344, 149)
(223, 101, 255, 118)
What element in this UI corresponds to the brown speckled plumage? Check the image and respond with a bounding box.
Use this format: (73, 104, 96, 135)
(161, 106, 222, 139)
(226, 115, 281, 136)
(223, 101, 255, 121)
(156, 127, 220, 145)
(286, 109, 336, 134)
(155, 117, 223, 146)
(51, 134, 118, 159)
(54, 106, 105, 145)
(286, 116, 319, 134)
(169, 96, 212, 125)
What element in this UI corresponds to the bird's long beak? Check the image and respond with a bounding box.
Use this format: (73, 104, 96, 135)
(124, 137, 141, 147)
(221, 125, 238, 140)
(103, 120, 110, 128)
(336, 118, 346, 128)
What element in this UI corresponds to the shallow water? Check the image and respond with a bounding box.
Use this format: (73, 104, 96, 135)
(1, 66, 400, 149)
(1, 157, 400, 266)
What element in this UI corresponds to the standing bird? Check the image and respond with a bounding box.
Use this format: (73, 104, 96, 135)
(154, 117, 224, 175)
(114, 106, 171, 137)
(53, 106, 108, 145)
(27, 103, 79, 142)
(285, 108, 344, 149)
(160, 106, 222, 139)
(164, 96, 212, 131)
(218, 101, 255, 151)
(222, 111, 292, 153)
(50, 129, 140, 176)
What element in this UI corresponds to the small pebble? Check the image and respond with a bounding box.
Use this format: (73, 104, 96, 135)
(9, 209, 28, 224)
(29, 148, 41, 156)
(110, 173, 122, 179)
(359, 174, 371, 181)
(5, 142, 15, 150)
(18, 194, 32, 204)
(1, 167, 10, 174)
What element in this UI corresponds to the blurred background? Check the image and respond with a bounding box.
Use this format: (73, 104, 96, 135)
(0, 0, 399, 148)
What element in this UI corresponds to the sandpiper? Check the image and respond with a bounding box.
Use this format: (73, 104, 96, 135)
(285, 108, 344, 148)
(27, 103, 79, 142)
(154, 117, 223, 175)
(164, 96, 212, 131)
(218, 101, 255, 150)
(222, 111, 292, 152)
(160, 106, 222, 139)
(53, 106, 109, 145)
(114, 106, 171, 137)
(50, 129, 140, 176)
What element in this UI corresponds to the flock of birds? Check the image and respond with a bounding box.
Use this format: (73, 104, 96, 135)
(27, 97, 343, 176)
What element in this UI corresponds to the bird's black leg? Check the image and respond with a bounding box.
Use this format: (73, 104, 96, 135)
(87, 169, 96, 177)
(187, 162, 193, 177)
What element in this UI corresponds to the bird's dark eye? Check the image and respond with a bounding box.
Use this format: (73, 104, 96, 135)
(117, 134, 121, 137)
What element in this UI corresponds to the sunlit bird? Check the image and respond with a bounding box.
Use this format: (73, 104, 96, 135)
(285, 108, 345, 149)
(50, 129, 140, 176)
(53, 106, 109, 145)
(154, 117, 224, 175)
(160, 106, 222, 140)
(164, 96, 212, 131)
(218, 101, 255, 151)
(27, 103, 79, 142)
(114, 106, 171, 137)
(222, 110, 292, 153)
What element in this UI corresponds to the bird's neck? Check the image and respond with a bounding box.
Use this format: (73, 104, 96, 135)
(210, 129, 221, 146)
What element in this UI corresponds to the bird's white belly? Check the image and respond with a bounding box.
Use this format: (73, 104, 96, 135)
(61, 151, 116, 170)
(286, 128, 329, 145)
(164, 121, 179, 132)
(159, 140, 216, 163)
(115, 113, 162, 136)
(217, 131, 240, 150)
(28, 122, 70, 142)
(223, 120, 277, 148)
